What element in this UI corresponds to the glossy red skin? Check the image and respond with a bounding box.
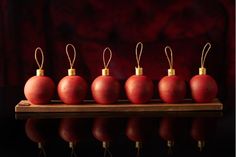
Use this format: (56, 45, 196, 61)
(125, 75, 154, 104)
(25, 118, 56, 144)
(126, 118, 155, 142)
(59, 118, 89, 143)
(24, 76, 55, 104)
(158, 75, 186, 103)
(190, 75, 218, 103)
(91, 75, 120, 104)
(58, 76, 87, 104)
(92, 118, 121, 142)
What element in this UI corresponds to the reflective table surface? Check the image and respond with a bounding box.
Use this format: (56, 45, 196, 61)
(0, 88, 234, 157)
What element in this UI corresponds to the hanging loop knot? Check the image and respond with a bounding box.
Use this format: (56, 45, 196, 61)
(135, 42, 143, 75)
(102, 47, 112, 76)
(35, 47, 45, 76)
(66, 44, 77, 76)
(165, 46, 175, 76)
(199, 42, 211, 75)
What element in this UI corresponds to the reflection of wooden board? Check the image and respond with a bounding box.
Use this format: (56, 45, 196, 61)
(15, 99, 223, 113)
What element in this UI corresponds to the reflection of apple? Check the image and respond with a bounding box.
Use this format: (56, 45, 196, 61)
(25, 118, 57, 147)
(92, 118, 123, 148)
(126, 117, 155, 150)
(191, 118, 217, 151)
(59, 118, 90, 148)
(159, 117, 182, 148)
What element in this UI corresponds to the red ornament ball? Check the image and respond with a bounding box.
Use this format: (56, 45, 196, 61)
(125, 75, 154, 104)
(58, 76, 87, 104)
(24, 76, 55, 104)
(91, 76, 120, 104)
(158, 75, 186, 103)
(190, 75, 218, 103)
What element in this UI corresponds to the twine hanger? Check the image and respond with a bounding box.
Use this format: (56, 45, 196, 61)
(66, 44, 77, 76)
(136, 42, 143, 69)
(102, 47, 112, 76)
(35, 47, 45, 76)
(103, 147, 113, 157)
(69, 142, 77, 157)
(199, 42, 211, 75)
(38, 143, 46, 157)
(164, 46, 175, 76)
(201, 42, 211, 68)
(135, 42, 143, 75)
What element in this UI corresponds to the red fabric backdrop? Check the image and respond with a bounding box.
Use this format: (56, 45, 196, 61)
(0, 0, 234, 107)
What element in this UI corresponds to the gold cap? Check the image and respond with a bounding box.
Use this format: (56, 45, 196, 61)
(69, 142, 75, 148)
(198, 140, 205, 151)
(102, 68, 109, 76)
(135, 67, 143, 76)
(68, 69, 76, 76)
(135, 141, 142, 149)
(102, 141, 109, 149)
(168, 69, 175, 76)
(199, 67, 206, 75)
(167, 140, 174, 147)
(38, 142, 42, 149)
(36, 69, 44, 76)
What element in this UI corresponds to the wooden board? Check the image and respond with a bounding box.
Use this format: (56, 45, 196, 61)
(15, 99, 223, 113)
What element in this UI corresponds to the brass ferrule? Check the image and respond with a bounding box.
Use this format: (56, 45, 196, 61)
(198, 140, 205, 151)
(102, 68, 109, 76)
(102, 141, 109, 149)
(135, 141, 142, 149)
(135, 67, 143, 76)
(199, 67, 206, 75)
(167, 140, 174, 147)
(36, 69, 44, 76)
(38, 142, 42, 149)
(68, 69, 76, 76)
(168, 69, 175, 76)
(69, 142, 75, 148)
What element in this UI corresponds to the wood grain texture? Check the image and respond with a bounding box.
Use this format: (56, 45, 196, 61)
(15, 99, 223, 113)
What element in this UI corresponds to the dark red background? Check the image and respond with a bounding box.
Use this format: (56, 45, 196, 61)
(0, 0, 234, 108)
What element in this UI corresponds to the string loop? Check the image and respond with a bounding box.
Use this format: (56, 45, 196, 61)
(135, 42, 143, 68)
(38, 145, 47, 157)
(104, 148, 113, 157)
(35, 47, 44, 69)
(165, 46, 173, 69)
(103, 47, 112, 69)
(66, 44, 77, 69)
(201, 42, 211, 68)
